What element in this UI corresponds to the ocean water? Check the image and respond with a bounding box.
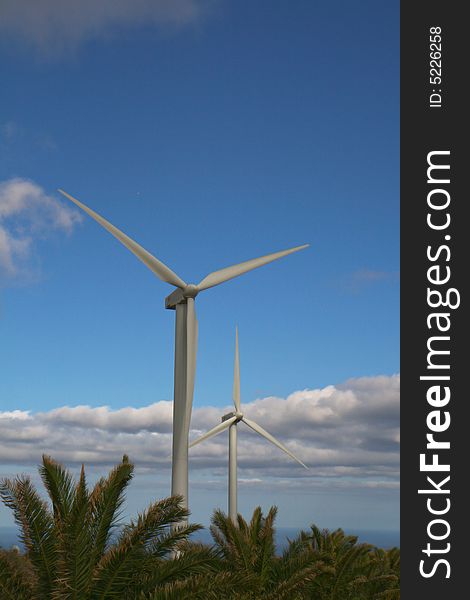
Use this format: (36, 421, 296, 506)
(193, 527, 399, 550)
(0, 526, 399, 552)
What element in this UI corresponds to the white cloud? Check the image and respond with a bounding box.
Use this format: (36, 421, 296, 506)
(341, 269, 400, 294)
(0, 409, 31, 421)
(44, 401, 174, 433)
(0, 0, 214, 56)
(0, 178, 82, 280)
(0, 375, 399, 487)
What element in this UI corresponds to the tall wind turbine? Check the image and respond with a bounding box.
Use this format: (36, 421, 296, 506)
(190, 327, 308, 523)
(57, 189, 308, 516)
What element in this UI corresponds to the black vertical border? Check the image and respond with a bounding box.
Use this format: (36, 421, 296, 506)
(401, 2, 467, 597)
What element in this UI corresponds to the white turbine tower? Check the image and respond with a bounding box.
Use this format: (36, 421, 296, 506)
(190, 327, 308, 523)
(57, 189, 308, 518)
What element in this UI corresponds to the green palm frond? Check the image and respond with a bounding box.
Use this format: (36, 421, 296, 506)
(0, 474, 57, 596)
(89, 454, 134, 564)
(280, 531, 310, 562)
(140, 543, 222, 591)
(209, 506, 333, 600)
(249, 506, 263, 546)
(141, 569, 256, 600)
(52, 463, 94, 599)
(303, 524, 401, 600)
(145, 522, 203, 559)
(0, 550, 35, 600)
(257, 506, 277, 581)
(374, 588, 400, 599)
(211, 509, 250, 567)
(39, 454, 76, 524)
(330, 543, 372, 598)
(91, 495, 196, 598)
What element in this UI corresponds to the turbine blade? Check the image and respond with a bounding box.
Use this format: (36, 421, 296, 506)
(184, 297, 198, 434)
(233, 327, 241, 412)
(241, 417, 308, 469)
(57, 189, 186, 289)
(197, 244, 309, 291)
(189, 416, 237, 448)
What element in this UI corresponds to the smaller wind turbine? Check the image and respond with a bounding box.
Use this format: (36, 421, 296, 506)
(190, 327, 308, 523)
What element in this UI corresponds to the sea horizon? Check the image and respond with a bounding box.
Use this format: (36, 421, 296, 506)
(0, 525, 399, 552)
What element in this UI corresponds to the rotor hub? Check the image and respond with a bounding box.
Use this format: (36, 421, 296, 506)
(183, 284, 199, 298)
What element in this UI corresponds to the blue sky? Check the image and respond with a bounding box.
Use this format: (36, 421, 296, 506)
(0, 0, 399, 535)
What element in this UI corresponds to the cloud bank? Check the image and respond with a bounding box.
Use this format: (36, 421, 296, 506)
(0, 178, 82, 280)
(0, 0, 213, 56)
(0, 375, 399, 487)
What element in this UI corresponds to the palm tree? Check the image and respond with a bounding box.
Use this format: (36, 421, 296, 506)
(359, 546, 400, 599)
(297, 525, 400, 599)
(0, 547, 35, 599)
(1, 456, 400, 599)
(209, 506, 325, 599)
(0, 455, 218, 599)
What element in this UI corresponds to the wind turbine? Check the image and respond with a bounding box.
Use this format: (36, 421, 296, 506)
(190, 327, 308, 523)
(57, 189, 308, 518)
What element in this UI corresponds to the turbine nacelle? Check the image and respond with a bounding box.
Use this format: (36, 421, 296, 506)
(222, 411, 243, 422)
(164, 284, 199, 309)
(165, 288, 186, 309)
